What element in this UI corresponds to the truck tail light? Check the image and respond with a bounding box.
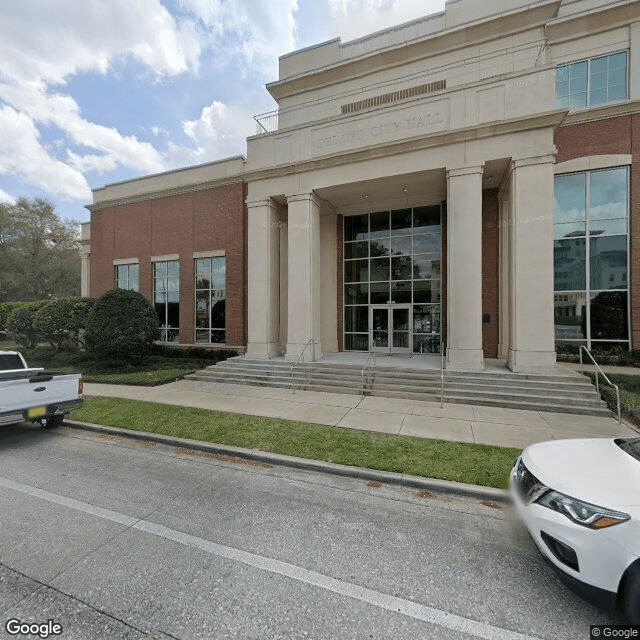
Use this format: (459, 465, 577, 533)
(78, 378, 84, 395)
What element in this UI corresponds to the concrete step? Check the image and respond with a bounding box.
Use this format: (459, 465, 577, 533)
(185, 357, 610, 417)
(369, 389, 610, 416)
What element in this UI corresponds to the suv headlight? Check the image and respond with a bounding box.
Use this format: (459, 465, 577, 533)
(536, 490, 630, 529)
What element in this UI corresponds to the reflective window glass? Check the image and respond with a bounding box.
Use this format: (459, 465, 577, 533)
(553, 167, 629, 348)
(194, 257, 225, 343)
(370, 257, 390, 282)
(370, 212, 389, 238)
(345, 241, 368, 259)
(554, 293, 587, 341)
(344, 260, 368, 283)
(590, 291, 628, 340)
(589, 168, 628, 220)
(345, 283, 368, 305)
(391, 236, 412, 255)
(344, 214, 368, 241)
(556, 52, 628, 109)
(555, 173, 586, 224)
(554, 239, 586, 291)
(390, 281, 411, 303)
(590, 235, 627, 290)
(344, 306, 369, 333)
(370, 238, 390, 257)
(413, 206, 440, 232)
(391, 209, 412, 235)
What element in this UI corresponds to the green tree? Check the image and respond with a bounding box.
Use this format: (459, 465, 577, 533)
(33, 297, 95, 351)
(85, 289, 160, 362)
(0, 197, 80, 301)
(6, 302, 49, 349)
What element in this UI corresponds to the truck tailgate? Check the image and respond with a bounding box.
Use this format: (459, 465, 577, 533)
(0, 373, 83, 415)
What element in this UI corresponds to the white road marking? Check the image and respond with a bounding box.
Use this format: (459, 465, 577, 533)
(0, 475, 542, 640)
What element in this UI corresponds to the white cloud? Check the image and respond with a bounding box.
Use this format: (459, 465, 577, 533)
(0, 2, 199, 201)
(0, 0, 201, 85)
(325, 0, 445, 41)
(0, 81, 168, 184)
(0, 106, 91, 201)
(179, 100, 254, 161)
(0, 188, 16, 204)
(180, 0, 298, 75)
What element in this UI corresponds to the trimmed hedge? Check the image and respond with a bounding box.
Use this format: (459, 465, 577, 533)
(6, 302, 50, 349)
(0, 302, 24, 331)
(33, 297, 95, 351)
(85, 289, 160, 362)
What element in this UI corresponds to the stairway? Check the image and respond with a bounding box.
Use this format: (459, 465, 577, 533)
(186, 356, 611, 417)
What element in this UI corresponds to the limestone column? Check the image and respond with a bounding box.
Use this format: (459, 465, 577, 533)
(631, 22, 640, 100)
(320, 204, 338, 353)
(446, 165, 484, 371)
(246, 198, 281, 358)
(507, 154, 556, 372)
(285, 192, 322, 360)
(497, 188, 510, 360)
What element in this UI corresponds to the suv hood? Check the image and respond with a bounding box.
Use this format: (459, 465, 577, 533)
(522, 438, 640, 508)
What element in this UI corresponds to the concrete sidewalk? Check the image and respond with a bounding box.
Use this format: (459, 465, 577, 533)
(83, 379, 640, 449)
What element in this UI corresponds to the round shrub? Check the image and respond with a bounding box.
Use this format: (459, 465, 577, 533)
(33, 297, 95, 351)
(6, 302, 49, 349)
(85, 289, 160, 361)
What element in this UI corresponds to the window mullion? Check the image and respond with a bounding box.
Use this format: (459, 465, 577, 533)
(585, 173, 591, 350)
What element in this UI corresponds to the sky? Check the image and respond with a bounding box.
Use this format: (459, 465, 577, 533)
(0, 0, 446, 223)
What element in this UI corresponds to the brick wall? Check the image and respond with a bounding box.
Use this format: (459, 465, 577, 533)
(555, 115, 638, 348)
(89, 181, 247, 347)
(482, 189, 499, 358)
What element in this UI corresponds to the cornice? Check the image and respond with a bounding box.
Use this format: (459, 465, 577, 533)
(243, 110, 568, 184)
(547, 0, 640, 44)
(559, 99, 640, 126)
(267, 1, 561, 101)
(86, 176, 246, 213)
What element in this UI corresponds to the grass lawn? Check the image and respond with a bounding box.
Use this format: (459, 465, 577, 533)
(6, 344, 236, 386)
(71, 396, 520, 489)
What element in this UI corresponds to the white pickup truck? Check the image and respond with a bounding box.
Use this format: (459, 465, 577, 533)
(0, 351, 84, 428)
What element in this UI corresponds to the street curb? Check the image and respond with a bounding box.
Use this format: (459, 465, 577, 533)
(64, 419, 510, 504)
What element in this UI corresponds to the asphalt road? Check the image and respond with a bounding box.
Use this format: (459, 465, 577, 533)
(0, 422, 626, 640)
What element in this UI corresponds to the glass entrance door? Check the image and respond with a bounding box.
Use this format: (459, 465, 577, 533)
(369, 305, 412, 354)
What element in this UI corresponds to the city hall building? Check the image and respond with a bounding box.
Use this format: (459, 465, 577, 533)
(81, 0, 640, 373)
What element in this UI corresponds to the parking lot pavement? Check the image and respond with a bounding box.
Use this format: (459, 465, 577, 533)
(84, 381, 640, 449)
(0, 423, 627, 639)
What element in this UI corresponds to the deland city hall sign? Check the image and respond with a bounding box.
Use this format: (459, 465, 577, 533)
(313, 100, 449, 155)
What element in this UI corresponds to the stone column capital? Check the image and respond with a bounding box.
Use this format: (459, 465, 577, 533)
(446, 164, 485, 179)
(511, 151, 557, 171)
(286, 191, 322, 208)
(246, 197, 278, 211)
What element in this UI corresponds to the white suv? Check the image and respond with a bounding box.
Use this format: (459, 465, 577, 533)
(511, 437, 640, 622)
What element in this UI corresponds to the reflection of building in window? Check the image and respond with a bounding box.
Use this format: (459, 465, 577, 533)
(556, 51, 627, 110)
(195, 257, 226, 344)
(115, 263, 139, 291)
(554, 167, 629, 350)
(154, 261, 180, 342)
(343, 206, 442, 353)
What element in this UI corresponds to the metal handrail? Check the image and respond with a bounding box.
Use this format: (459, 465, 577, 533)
(291, 338, 316, 394)
(361, 349, 376, 396)
(439, 340, 445, 409)
(579, 346, 621, 423)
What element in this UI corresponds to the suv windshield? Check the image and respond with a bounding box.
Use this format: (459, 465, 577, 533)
(616, 438, 640, 462)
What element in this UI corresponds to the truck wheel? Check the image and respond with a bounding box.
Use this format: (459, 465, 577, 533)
(623, 565, 640, 623)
